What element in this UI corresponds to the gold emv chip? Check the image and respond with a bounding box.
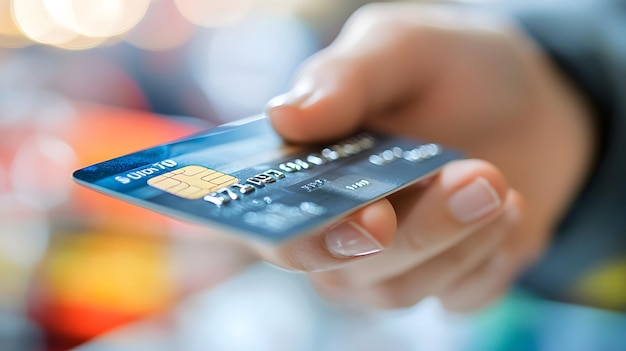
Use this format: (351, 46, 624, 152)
(148, 165, 239, 200)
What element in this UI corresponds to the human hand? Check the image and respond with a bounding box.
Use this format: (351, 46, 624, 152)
(255, 3, 595, 312)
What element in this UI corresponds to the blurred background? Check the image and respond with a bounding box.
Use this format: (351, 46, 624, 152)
(1, 0, 625, 350)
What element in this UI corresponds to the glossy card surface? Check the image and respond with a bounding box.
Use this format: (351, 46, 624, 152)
(73, 115, 463, 242)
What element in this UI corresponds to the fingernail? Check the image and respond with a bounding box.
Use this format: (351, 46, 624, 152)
(448, 177, 502, 223)
(266, 81, 315, 110)
(325, 221, 384, 257)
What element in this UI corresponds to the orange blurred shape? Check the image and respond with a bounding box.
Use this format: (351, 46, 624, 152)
(29, 222, 174, 343)
(25, 106, 206, 348)
(68, 103, 204, 226)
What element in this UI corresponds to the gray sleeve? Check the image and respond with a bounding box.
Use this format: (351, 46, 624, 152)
(502, 0, 626, 308)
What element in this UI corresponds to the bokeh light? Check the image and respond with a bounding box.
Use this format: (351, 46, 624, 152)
(2, 0, 343, 50)
(0, 199, 49, 270)
(8, 0, 149, 49)
(12, 0, 79, 46)
(42, 0, 150, 38)
(51, 34, 107, 51)
(0, 0, 19, 36)
(253, 0, 310, 16)
(42, 0, 121, 38)
(190, 14, 318, 120)
(173, 0, 255, 27)
(0, 0, 29, 48)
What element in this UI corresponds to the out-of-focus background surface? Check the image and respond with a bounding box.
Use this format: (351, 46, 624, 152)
(1, 0, 625, 350)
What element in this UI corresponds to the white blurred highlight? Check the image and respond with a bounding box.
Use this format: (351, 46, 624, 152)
(10, 0, 149, 49)
(174, 0, 254, 27)
(42, 0, 149, 38)
(10, 135, 77, 210)
(2, 0, 340, 50)
(12, 0, 79, 45)
(191, 15, 316, 119)
(0, 197, 49, 269)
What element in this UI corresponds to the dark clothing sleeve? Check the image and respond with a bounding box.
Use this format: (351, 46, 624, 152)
(494, 0, 626, 309)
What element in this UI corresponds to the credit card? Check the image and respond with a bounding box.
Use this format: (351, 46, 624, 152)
(73, 115, 463, 242)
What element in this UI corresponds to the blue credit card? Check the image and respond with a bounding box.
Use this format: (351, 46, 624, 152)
(73, 115, 463, 242)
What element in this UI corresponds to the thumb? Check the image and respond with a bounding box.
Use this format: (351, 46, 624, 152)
(265, 5, 442, 143)
(265, 53, 367, 143)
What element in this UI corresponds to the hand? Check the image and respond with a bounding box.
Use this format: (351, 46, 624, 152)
(255, 3, 595, 312)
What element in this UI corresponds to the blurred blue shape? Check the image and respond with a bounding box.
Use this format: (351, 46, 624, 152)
(0, 310, 43, 351)
(74, 263, 626, 351)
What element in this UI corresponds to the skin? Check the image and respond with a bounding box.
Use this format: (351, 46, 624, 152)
(232, 3, 595, 312)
